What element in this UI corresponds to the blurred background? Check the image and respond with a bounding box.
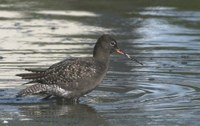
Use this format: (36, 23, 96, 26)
(0, 0, 200, 125)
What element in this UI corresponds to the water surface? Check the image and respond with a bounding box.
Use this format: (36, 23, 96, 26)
(0, 0, 200, 125)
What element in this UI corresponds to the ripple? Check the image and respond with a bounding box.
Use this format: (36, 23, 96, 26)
(0, 11, 23, 18)
(36, 10, 99, 17)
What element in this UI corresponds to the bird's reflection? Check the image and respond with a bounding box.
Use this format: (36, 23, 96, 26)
(18, 102, 108, 125)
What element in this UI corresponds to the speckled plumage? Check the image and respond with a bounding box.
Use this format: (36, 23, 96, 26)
(16, 35, 124, 100)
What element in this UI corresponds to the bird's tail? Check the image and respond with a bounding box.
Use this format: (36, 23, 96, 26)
(16, 84, 47, 97)
(16, 72, 45, 80)
(16, 68, 46, 80)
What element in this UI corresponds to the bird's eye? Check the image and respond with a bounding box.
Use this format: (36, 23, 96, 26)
(110, 41, 116, 46)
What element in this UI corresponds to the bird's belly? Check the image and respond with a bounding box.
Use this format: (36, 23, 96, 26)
(52, 69, 107, 99)
(73, 72, 107, 97)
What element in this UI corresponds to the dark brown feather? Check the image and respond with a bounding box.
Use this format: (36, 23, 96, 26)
(16, 72, 45, 80)
(25, 68, 47, 72)
(16, 84, 47, 97)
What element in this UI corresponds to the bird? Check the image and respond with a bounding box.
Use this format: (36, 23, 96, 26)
(16, 34, 142, 102)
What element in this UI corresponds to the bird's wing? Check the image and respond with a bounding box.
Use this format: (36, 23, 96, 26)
(17, 58, 101, 90)
(16, 58, 75, 81)
(42, 58, 100, 90)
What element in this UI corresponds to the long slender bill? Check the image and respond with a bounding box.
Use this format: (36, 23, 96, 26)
(115, 48, 143, 65)
(124, 53, 143, 65)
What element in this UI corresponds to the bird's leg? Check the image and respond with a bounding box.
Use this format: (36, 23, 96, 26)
(42, 95, 52, 100)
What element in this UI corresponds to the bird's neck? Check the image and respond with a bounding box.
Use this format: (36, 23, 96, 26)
(93, 47, 110, 65)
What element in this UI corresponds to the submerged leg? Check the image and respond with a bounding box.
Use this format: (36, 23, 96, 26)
(42, 95, 53, 100)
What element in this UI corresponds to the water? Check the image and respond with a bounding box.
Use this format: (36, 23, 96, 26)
(0, 0, 200, 125)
